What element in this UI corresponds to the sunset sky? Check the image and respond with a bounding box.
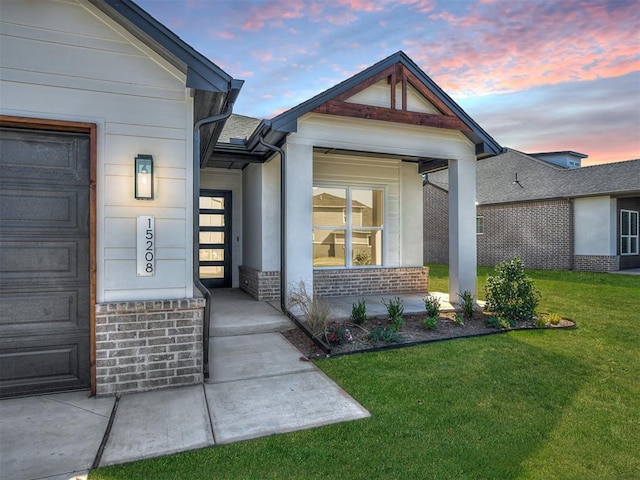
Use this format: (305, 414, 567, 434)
(136, 0, 640, 165)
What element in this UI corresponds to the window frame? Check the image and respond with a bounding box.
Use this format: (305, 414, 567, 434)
(313, 185, 386, 268)
(620, 209, 639, 256)
(476, 215, 484, 235)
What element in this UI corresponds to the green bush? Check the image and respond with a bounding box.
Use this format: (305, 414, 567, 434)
(454, 313, 465, 326)
(350, 299, 367, 325)
(353, 251, 372, 266)
(459, 290, 474, 318)
(423, 316, 438, 330)
(484, 257, 539, 322)
(423, 295, 441, 318)
(383, 297, 404, 331)
(367, 326, 402, 344)
(547, 312, 562, 325)
(485, 316, 515, 330)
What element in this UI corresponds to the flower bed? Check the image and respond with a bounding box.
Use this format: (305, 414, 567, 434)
(283, 311, 575, 360)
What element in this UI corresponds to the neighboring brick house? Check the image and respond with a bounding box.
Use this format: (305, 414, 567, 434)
(424, 149, 640, 272)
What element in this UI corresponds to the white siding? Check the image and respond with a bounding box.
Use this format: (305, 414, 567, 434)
(0, 0, 194, 302)
(295, 113, 475, 161)
(345, 79, 441, 114)
(574, 196, 617, 255)
(242, 164, 263, 271)
(314, 154, 402, 266)
(201, 168, 243, 288)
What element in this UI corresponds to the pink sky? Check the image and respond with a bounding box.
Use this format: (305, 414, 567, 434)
(137, 0, 640, 165)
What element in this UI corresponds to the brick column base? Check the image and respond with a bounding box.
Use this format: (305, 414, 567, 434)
(313, 267, 429, 297)
(239, 265, 280, 301)
(573, 255, 620, 272)
(95, 298, 205, 396)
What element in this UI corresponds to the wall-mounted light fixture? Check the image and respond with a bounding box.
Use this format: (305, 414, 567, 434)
(134, 154, 154, 200)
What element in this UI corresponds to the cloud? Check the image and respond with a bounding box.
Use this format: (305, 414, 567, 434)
(408, 0, 640, 97)
(462, 72, 640, 164)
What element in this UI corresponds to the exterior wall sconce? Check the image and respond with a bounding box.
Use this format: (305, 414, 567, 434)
(135, 154, 154, 200)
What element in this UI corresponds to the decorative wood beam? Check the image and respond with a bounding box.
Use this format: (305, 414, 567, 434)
(390, 70, 397, 110)
(402, 67, 457, 116)
(333, 64, 396, 102)
(312, 100, 471, 131)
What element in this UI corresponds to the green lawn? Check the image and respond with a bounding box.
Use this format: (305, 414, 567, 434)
(92, 265, 640, 479)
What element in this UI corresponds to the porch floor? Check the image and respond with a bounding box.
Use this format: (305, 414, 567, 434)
(325, 291, 457, 321)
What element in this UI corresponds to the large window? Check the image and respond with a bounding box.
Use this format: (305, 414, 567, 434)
(621, 209, 639, 255)
(313, 186, 384, 267)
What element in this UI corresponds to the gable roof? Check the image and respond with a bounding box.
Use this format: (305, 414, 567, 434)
(259, 51, 502, 161)
(427, 149, 640, 204)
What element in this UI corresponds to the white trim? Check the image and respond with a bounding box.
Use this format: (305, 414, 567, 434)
(620, 209, 639, 256)
(312, 184, 386, 268)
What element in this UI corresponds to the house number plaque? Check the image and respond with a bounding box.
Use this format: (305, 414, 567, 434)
(137, 215, 155, 276)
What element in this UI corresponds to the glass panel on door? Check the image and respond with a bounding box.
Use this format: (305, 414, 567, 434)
(199, 190, 231, 288)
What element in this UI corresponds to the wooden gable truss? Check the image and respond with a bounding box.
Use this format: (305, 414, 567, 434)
(312, 63, 471, 132)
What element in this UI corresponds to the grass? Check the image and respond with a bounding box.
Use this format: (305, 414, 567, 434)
(91, 265, 640, 479)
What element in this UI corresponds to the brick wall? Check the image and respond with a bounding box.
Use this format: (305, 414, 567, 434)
(313, 267, 429, 297)
(95, 298, 205, 396)
(423, 183, 449, 264)
(239, 265, 280, 300)
(477, 199, 572, 270)
(573, 255, 620, 272)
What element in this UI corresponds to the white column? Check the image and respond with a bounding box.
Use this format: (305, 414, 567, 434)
(448, 157, 477, 304)
(282, 141, 314, 299)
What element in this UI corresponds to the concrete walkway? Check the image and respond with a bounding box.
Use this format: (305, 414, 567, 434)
(0, 289, 370, 479)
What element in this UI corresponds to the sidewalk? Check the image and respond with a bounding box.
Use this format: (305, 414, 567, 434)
(0, 290, 370, 479)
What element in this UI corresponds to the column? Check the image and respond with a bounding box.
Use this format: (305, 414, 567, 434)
(448, 156, 477, 304)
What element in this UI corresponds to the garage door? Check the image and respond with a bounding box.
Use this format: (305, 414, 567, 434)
(0, 127, 91, 397)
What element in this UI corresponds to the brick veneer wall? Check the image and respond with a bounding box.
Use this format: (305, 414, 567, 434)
(423, 183, 449, 264)
(313, 267, 429, 297)
(239, 265, 280, 301)
(573, 255, 620, 272)
(477, 199, 572, 270)
(95, 298, 205, 396)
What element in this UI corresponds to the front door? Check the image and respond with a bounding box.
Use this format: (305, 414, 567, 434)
(199, 190, 231, 288)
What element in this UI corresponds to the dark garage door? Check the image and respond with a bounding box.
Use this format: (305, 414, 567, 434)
(0, 127, 91, 397)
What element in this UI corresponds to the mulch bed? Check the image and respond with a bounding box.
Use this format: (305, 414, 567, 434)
(282, 311, 576, 360)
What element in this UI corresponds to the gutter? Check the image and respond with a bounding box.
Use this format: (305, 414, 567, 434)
(193, 96, 238, 378)
(257, 137, 330, 354)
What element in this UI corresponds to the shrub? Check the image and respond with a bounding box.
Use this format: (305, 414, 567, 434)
(484, 257, 539, 322)
(547, 312, 562, 325)
(367, 326, 402, 344)
(287, 281, 330, 336)
(423, 295, 441, 318)
(383, 297, 404, 331)
(454, 313, 465, 326)
(389, 314, 404, 332)
(350, 299, 367, 325)
(485, 316, 515, 330)
(423, 316, 438, 330)
(459, 290, 474, 318)
(325, 322, 353, 345)
(353, 251, 372, 266)
(535, 316, 549, 327)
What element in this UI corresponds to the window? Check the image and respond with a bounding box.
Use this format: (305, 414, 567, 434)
(621, 209, 639, 255)
(313, 186, 384, 267)
(476, 216, 484, 235)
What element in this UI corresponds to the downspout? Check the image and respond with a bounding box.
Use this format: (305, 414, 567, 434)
(193, 101, 235, 378)
(258, 137, 330, 353)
